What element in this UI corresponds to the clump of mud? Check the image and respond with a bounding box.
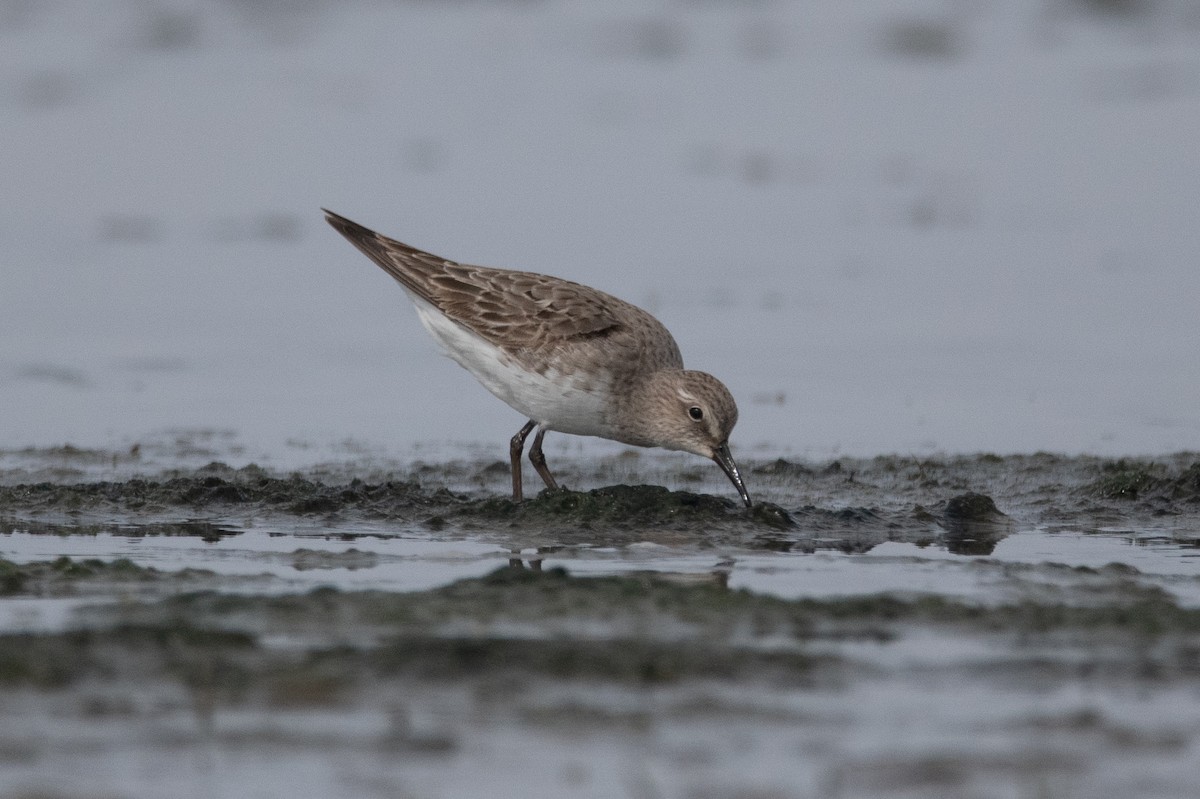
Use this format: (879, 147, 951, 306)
(461, 484, 794, 531)
(910, 491, 1013, 555)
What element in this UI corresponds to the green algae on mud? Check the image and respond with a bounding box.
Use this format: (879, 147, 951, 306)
(0, 469, 445, 518)
(1085, 459, 1200, 503)
(0, 466, 798, 538)
(460, 484, 794, 531)
(0, 555, 216, 596)
(0, 623, 257, 690)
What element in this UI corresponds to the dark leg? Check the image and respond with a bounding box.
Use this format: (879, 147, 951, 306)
(509, 420, 537, 501)
(528, 427, 559, 491)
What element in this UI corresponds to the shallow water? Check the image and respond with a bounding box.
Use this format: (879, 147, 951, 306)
(2, 452, 1200, 799)
(4, 524, 1200, 633)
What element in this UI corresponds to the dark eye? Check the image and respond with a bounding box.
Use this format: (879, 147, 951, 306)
(688, 406, 704, 421)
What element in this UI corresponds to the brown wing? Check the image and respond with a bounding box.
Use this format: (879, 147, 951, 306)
(323, 210, 682, 367)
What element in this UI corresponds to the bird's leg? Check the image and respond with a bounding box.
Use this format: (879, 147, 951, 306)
(528, 427, 559, 492)
(509, 420, 537, 502)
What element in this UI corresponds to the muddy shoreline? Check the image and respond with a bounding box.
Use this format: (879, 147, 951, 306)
(3, 452, 1200, 798)
(3, 451, 1198, 545)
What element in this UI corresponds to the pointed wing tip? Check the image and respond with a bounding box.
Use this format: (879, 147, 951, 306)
(321, 210, 434, 289)
(322, 207, 348, 224)
(322, 208, 373, 242)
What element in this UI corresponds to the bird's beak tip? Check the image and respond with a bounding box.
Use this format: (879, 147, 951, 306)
(712, 442, 752, 508)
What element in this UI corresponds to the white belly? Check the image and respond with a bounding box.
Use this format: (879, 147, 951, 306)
(411, 297, 613, 438)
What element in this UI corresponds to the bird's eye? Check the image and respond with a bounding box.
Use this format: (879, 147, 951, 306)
(688, 406, 704, 421)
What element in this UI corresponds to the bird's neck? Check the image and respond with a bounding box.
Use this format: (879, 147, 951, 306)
(608, 369, 683, 449)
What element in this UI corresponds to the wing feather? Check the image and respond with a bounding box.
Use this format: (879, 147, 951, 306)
(323, 210, 681, 371)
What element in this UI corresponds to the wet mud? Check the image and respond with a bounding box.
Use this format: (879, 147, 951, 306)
(2, 556, 1199, 797)
(3, 557, 1198, 696)
(4, 451, 1199, 549)
(3, 452, 1200, 798)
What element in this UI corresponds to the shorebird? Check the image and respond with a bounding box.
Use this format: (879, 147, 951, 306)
(324, 210, 751, 507)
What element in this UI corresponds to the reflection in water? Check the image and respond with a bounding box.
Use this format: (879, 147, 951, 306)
(0, 519, 243, 541)
(745, 492, 1015, 556)
(940, 518, 1014, 556)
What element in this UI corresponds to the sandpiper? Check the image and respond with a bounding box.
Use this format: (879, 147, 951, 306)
(324, 210, 752, 507)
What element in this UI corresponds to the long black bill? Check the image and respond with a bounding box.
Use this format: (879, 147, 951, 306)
(712, 441, 752, 508)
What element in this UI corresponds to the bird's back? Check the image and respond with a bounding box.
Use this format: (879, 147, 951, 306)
(323, 210, 684, 379)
